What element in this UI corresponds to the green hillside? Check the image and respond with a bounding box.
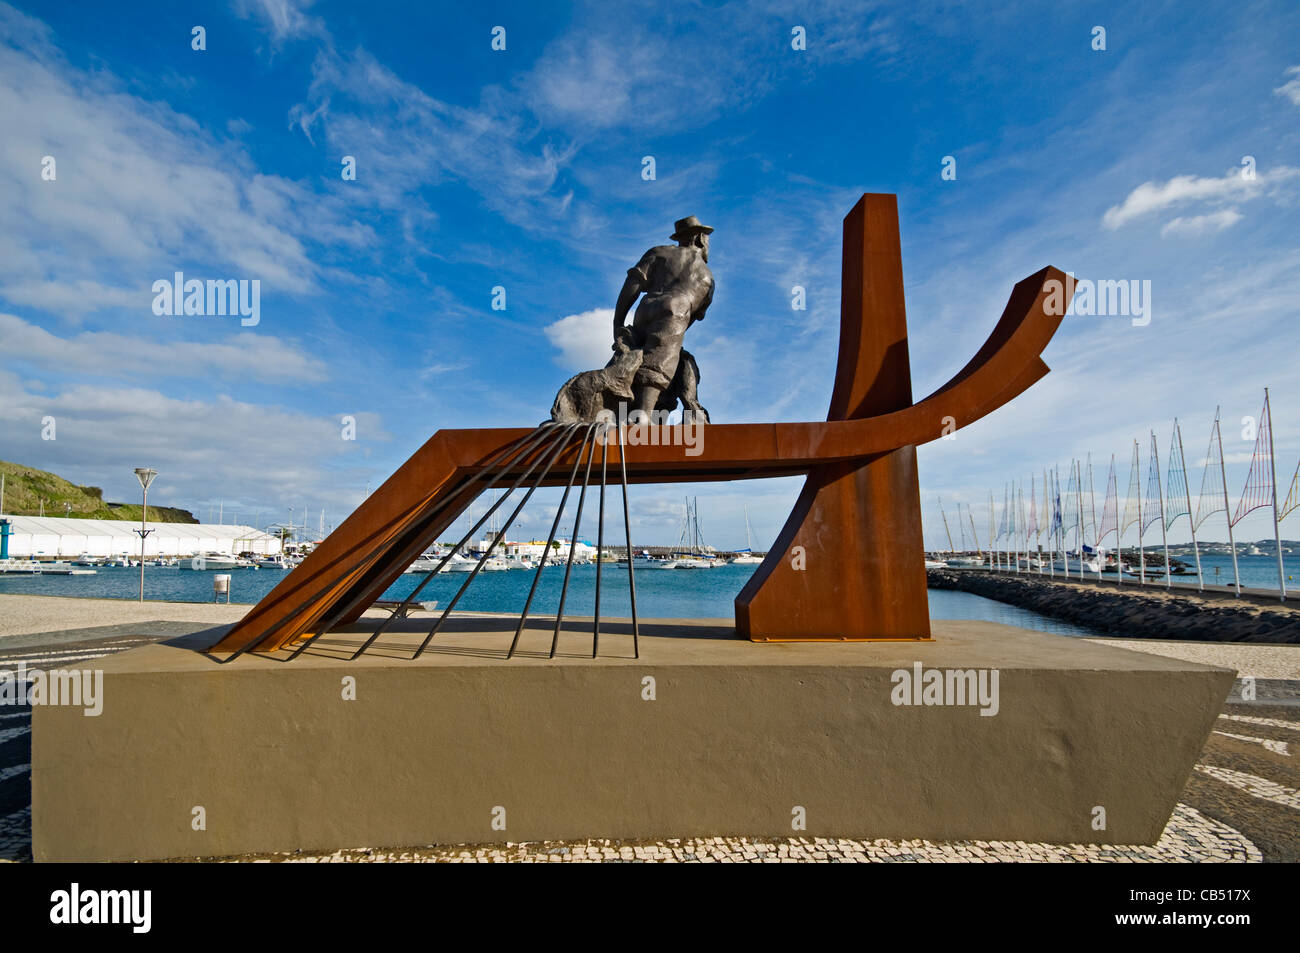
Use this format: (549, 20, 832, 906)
(0, 460, 198, 523)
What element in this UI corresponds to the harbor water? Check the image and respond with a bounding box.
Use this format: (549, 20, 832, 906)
(0, 560, 1142, 639)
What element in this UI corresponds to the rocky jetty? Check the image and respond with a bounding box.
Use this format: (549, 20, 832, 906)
(927, 568, 1300, 644)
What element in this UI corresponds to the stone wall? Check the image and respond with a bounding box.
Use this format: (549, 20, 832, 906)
(927, 568, 1300, 644)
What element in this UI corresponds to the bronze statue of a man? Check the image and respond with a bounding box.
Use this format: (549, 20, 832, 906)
(614, 215, 714, 415)
(550, 215, 714, 425)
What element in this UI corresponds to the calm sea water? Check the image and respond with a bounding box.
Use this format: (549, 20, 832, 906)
(0, 561, 1104, 638)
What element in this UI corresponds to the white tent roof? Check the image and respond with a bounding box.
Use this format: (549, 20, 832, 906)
(0, 515, 277, 541)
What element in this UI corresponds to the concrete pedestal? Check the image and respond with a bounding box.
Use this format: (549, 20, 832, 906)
(32, 618, 1233, 861)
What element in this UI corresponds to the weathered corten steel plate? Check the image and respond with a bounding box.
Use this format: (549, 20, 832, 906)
(209, 194, 1069, 654)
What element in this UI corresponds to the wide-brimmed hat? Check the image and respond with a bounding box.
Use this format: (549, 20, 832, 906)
(670, 215, 714, 241)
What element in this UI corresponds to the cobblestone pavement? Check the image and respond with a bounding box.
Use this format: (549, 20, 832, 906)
(1179, 702, 1300, 862)
(3, 630, 1297, 863)
(228, 804, 1257, 863)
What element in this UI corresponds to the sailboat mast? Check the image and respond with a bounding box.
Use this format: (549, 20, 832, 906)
(938, 498, 954, 553)
(1152, 432, 1171, 589)
(1265, 388, 1287, 600)
(1215, 410, 1240, 595)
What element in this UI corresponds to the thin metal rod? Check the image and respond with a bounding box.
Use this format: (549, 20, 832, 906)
(593, 426, 608, 659)
(619, 421, 639, 659)
(225, 426, 556, 664)
(508, 424, 600, 659)
(415, 423, 591, 659)
(550, 427, 600, 659)
(344, 424, 571, 661)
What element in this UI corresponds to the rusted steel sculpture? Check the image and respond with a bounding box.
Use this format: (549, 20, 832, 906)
(209, 194, 1070, 655)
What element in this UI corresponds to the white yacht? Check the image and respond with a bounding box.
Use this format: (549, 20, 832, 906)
(442, 553, 477, 573)
(0, 559, 42, 574)
(730, 506, 763, 564)
(405, 553, 442, 574)
(181, 552, 242, 570)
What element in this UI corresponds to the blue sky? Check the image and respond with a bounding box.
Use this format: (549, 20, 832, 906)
(1, 0, 1298, 549)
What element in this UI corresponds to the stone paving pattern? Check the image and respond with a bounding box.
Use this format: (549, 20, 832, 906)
(229, 804, 1258, 863)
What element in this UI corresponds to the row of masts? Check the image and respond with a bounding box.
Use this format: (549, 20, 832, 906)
(935, 390, 1295, 600)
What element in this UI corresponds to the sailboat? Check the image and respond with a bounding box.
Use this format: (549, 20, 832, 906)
(674, 497, 721, 568)
(619, 550, 677, 569)
(945, 501, 985, 568)
(730, 506, 762, 564)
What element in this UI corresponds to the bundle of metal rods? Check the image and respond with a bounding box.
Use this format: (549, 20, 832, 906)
(244, 420, 639, 662)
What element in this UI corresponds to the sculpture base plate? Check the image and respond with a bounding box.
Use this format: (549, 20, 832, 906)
(32, 618, 1233, 862)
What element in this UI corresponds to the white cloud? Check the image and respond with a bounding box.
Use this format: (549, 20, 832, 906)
(231, 0, 326, 47)
(524, 1, 895, 133)
(1274, 65, 1300, 106)
(1159, 208, 1243, 237)
(286, 48, 575, 232)
(0, 369, 385, 516)
(0, 313, 328, 383)
(0, 280, 144, 318)
(0, 5, 351, 320)
(1102, 166, 1299, 230)
(543, 308, 615, 370)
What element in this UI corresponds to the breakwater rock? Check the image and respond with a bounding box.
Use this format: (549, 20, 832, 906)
(927, 569, 1300, 644)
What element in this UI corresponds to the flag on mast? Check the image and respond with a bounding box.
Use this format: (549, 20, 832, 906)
(1027, 475, 1039, 540)
(1166, 425, 1192, 528)
(1194, 408, 1241, 594)
(1097, 455, 1118, 547)
(1051, 470, 1063, 536)
(1282, 458, 1300, 522)
(1064, 463, 1080, 551)
(1232, 395, 1276, 526)
(1007, 483, 1017, 540)
(1170, 418, 1205, 591)
(1017, 482, 1028, 548)
(1121, 442, 1142, 535)
(1142, 434, 1163, 533)
(1195, 411, 1228, 529)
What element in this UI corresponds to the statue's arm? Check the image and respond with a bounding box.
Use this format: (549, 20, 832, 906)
(691, 281, 714, 323)
(613, 273, 643, 344)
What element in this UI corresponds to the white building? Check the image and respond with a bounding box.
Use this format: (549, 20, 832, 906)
(480, 535, 598, 562)
(0, 515, 282, 558)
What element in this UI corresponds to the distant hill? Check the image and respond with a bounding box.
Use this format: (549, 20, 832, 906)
(0, 460, 198, 523)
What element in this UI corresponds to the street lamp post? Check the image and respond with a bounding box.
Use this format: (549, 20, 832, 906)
(133, 468, 157, 602)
